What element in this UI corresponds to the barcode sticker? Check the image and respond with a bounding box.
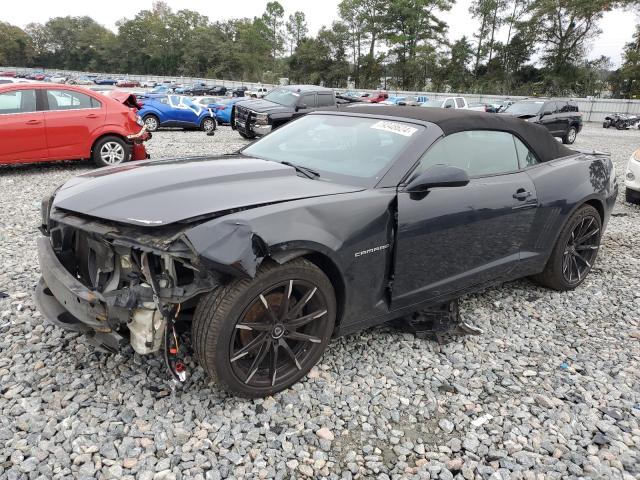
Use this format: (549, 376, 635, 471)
(370, 120, 418, 137)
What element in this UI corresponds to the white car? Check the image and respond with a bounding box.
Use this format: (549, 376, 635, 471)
(247, 86, 269, 98)
(625, 148, 640, 204)
(49, 75, 68, 84)
(421, 96, 468, 109)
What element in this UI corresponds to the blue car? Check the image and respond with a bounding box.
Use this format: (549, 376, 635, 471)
(138, 95, 217, 132)
(202, 97, 245, 125)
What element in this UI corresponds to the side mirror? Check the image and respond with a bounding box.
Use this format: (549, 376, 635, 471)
(541, 110, 553, 117)
(405, 165, 470, 192)
(296, 104, 308, 111)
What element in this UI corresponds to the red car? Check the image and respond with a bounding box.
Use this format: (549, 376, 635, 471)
(116, 79, 141, 88)
(367, 91, 389, 103)
(0, 71, 17, 77)
(0, 83, 150, 167)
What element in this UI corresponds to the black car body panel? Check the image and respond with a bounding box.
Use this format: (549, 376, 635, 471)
(35, 107, 618, 351)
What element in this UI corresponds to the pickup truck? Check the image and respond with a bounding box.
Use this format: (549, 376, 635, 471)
(501, 99, 582, 144)
(232, 85, 337, 138)
(421, 97, 469, 109)
(246, 86, 270, 98)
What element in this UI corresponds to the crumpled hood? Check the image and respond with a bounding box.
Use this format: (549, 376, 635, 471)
(52, 156, 362, 227)
(236, 98, 293, 114)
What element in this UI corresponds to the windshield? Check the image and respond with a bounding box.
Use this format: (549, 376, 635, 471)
(504, 101, 543, 115)
(263, 88, 299, 107)
(242, 114, 423, 187)
(421, 100, 443, 108)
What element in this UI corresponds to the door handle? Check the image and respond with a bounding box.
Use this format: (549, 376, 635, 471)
(513, 189, 532, 200)
(86, 114, 99, 118)
(26, 119, 41, 125)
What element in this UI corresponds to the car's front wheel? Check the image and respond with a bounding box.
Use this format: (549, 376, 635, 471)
(201, 117, 216, 132)
(143, 114, 160, 132)
(192, 259, 336, 397)
(93, 136, 130, 167)
(562, 126, 578, 144)
(532, 204, 601, 290)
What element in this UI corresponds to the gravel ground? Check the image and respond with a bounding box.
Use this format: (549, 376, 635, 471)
(0, 124, 639, 480)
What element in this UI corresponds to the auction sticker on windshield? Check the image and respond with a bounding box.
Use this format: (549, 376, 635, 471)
(370, 120, 418, 137)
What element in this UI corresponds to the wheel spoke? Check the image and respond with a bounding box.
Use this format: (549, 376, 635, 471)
(245, 341, 270, 384)
(279, 280, 293, 321)
(270, 342, 279, 386)
(279, 338, 301, 370)
(562, 252, 570, 276)
(259, 294, 280, 324)
(235, 322, 271, 331)
(285, 309, 327, 329)
(286, 287, 317, 320)
(284, 330, 322, 344)
(572, 255, 581, 282)
(576, 245, 598, 251)
(230, 332, 268, 362)
(576, 227, 599, 245)
(573, 252, 591, 268)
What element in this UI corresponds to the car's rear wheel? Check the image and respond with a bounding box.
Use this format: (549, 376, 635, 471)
(93, 136, 130, 167)
(238, 131, 256, 139)
(201, 117, 216, 132)
(532, 205, 601, 291)
(192, 259, 336, 397)
(562, 126, 577, 144)
(143, 114, 159, 132)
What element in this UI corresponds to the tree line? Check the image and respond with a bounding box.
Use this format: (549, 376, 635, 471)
(0, 0, 639, 98)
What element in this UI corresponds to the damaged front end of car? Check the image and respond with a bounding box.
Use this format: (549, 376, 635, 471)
(35, 197, 226, 381)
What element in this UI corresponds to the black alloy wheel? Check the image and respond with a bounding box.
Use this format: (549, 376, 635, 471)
(230, 279, 328, 388)
(192, 259, 336, 397)
(561, 214, 600, 284)
(533, 204, 602, 290)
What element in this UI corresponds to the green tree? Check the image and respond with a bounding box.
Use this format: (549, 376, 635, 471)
(262, 1, 285, 61)
(286, 11, 308, 54)
(0, 22, 33, 66)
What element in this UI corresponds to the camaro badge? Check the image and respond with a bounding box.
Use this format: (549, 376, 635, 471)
(354, 244, 390, 258)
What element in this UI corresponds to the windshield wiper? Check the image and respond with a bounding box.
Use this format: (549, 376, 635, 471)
(280, 161, 320, 179)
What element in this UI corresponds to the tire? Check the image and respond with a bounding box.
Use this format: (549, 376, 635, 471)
(192, 259, 336, 397)
(143, 114, 159, 132)
(615, 121, 626, 130)
(602, 121, 610, 129)
(532, 205, 602, 291)
(238, 130, 256, 139)
(201, 117, 216, 132)
(626, 187, 640, 205)
(92, 136, 130, 167)
(562, 126, 577, 144)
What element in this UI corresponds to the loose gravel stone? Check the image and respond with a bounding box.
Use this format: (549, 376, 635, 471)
(0, 124, 639, 478)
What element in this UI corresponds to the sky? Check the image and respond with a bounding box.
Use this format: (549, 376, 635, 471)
(4, 0, 638, 67)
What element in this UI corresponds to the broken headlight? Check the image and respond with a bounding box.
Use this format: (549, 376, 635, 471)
(254, 112, 269, 125)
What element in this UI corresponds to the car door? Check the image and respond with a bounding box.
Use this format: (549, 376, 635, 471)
(0, 88, 47, 163)
(43, 88, 105, 160)
(392, 130, 539, 309)
(294, 93, 317, 118)
(443, 98, 455, 109)
(539, 101, 560, 134)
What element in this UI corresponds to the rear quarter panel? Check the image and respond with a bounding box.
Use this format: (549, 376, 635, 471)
(520, 153, 616, 273)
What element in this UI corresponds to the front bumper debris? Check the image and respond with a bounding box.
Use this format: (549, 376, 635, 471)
(34, 237, 125, 352)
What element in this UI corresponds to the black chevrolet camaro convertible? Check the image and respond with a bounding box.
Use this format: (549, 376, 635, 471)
(35, 106, 618, 396)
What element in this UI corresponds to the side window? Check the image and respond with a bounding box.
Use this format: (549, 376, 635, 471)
(513, 137, 539, 168)
(47, 90, 98, 110)
(544, 101, 558, 114)
(559, 101, 572, 113)
(299, 93, 316, 108)
(317, 93, 334, 107)
(0, 89, 36, 114)
(455, 97, 465, 108)
(443, 98, 455, 109)
(413, 130, 520, 179)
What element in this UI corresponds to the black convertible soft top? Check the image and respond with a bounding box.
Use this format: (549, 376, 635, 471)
(340, 104, 576, 162)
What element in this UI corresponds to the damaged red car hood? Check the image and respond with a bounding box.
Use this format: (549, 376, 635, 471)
(52, 156, 363, 226)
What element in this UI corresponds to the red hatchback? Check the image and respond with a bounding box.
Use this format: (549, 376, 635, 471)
(0, 83, 150, 167)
